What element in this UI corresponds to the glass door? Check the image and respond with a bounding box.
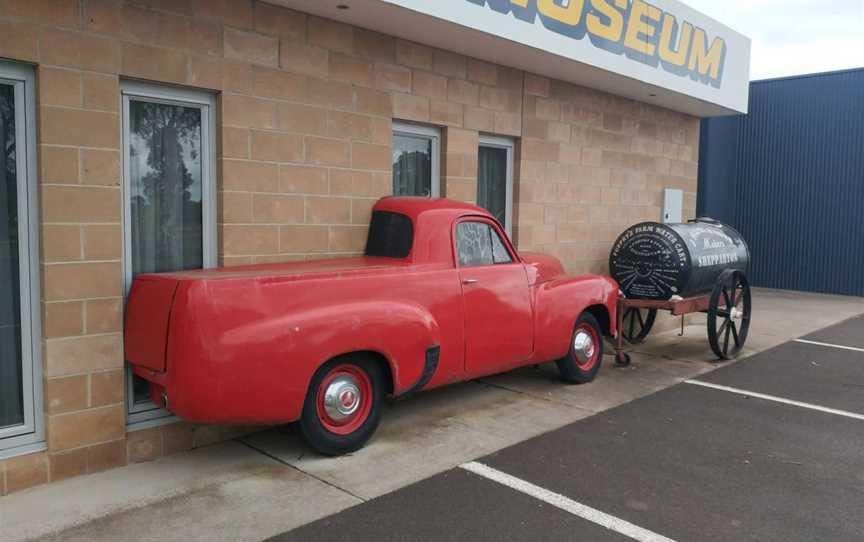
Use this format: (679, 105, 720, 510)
(0, 61, 42, 455)
(121, 81, 216, 426)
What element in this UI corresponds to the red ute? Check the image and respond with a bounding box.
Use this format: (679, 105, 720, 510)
(125, 197, 619, 455)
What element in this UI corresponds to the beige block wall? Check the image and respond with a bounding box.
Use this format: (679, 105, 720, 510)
(0, 0, 699, 494)
(515, 75, 700, 275)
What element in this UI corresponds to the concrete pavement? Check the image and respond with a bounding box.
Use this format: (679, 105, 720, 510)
(2, 288, 863, 541)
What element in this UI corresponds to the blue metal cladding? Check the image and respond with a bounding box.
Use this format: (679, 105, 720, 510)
(698, 68, 864, 297)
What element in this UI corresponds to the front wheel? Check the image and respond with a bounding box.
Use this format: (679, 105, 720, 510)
(299, 356, 386, 456)
(556, 313, 604, 384)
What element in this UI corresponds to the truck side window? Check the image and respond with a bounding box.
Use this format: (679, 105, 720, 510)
(490, 229, 512, 264)
(457, 221, 513, 267)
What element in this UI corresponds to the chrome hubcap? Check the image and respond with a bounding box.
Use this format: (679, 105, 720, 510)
(323, 376, 361, 422)
(573, 330, 596, 363)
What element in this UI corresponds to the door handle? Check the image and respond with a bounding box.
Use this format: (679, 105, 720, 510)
(462, 278, 479, 285)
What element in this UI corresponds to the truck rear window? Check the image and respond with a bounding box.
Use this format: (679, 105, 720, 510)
(365, 211, 413, 258)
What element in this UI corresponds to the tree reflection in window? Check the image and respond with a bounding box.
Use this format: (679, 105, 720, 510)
(129, 101, 203, 276)
(392, 133, 432, 197)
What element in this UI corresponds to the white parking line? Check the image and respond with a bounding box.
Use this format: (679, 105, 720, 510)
(460, 461, 677, 542)
(685, 380, 864, 421)
(793, 339, 864, 354)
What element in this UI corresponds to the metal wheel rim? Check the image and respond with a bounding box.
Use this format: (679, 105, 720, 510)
(572, 323, 600, 371)
(315, 364, 373, 435)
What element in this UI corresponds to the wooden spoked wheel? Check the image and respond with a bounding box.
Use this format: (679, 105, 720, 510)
(707, 270, 752, 361)
(621, 307, 657, 344)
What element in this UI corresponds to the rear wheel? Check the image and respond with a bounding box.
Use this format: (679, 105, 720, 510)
(556, 313, 604, 384)
(299, 356, 386, 456)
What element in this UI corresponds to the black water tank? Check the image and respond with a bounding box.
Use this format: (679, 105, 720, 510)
(609, 219, 750, 300)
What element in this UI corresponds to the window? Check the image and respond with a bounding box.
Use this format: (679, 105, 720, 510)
(392, 122, 440, 197)
(477, 135, 515, 235)
(365, 211, 413, 258)
(0, 61, 43, 456)
(456, 221, 514, 267)
(121, 81, 216, 426)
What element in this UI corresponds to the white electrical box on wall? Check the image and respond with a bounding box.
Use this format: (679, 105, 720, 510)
(663, 188, 683, 223)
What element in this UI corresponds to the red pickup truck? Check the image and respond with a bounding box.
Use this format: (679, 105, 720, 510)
(125, 197, 619, 455)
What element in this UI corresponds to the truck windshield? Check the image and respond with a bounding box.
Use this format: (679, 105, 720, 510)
(365, 211, 413, 258)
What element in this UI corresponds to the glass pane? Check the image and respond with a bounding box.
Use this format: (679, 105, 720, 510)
(490, 228, 512, 264)
(457, 222, 494, 267)
(364, 211, 413, 258)
(128, 99, 204, 404)
(132, 374, 151, 405)
(392, 133, 432, 197)
(477, 146, 508, 227)
(0, 82, 24, 429)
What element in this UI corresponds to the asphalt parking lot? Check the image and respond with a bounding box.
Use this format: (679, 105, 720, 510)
(271, 315, 864, 542)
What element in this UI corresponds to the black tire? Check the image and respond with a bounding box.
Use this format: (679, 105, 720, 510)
(556, 313, 604, 384)
(621, 308, 657, 344)
(299, 355, 386, 456)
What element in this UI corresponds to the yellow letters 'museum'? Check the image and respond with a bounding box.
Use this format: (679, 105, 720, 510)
(465, 0, 728, 88)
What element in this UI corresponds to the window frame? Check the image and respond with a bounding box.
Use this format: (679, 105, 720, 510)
(392, 121, 441, 198)
(453, 217, 519, 269)
(477, 135, 515, 236)
(0, 61, 44, 457)
(120, 80, 217, 428)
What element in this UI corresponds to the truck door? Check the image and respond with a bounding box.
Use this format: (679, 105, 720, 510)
(455, 219, 533, 374)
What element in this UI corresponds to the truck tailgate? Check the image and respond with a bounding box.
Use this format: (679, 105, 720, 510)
(124, 276, 180, 373)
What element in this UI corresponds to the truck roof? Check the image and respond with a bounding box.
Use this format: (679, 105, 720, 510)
(373, 197, 492, 223)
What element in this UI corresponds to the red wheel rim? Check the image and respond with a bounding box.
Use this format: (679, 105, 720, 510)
(572, 323, 600, 371)
(315, 364, 373, 435)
